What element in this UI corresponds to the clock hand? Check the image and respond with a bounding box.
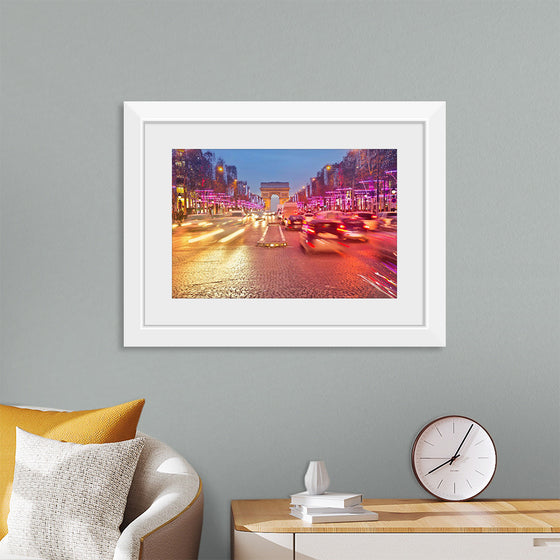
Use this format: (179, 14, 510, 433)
(426, 455, 460, 475)
(449, 423, 473, 464)
(426, 424, 474, 475)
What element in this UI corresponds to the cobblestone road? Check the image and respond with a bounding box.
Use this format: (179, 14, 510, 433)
(172, 218, 397, 299)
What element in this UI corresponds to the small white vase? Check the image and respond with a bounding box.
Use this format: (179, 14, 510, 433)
(304, 460, 330, 495)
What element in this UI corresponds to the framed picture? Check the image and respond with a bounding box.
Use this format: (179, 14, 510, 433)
(124, 102, 445, 347)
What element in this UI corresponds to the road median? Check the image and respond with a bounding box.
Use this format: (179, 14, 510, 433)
(257, 225, 287, 248)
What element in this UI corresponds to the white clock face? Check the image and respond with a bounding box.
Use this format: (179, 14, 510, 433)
(412, 416, 497, 501)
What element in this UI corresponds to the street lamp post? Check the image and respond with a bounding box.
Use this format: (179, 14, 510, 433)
(216, 165, 223, 213)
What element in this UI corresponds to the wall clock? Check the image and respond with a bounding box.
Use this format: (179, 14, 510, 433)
(411, 415, 497, 501)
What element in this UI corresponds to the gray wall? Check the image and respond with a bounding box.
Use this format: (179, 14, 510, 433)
(1, 1, 558, 558)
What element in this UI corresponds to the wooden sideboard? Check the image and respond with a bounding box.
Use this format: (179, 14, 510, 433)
(231, 498, 560, 559)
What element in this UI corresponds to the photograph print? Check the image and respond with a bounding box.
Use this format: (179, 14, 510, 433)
(172, 149, 397, 299)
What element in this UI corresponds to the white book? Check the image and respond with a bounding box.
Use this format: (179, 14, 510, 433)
(292, 504, 365, 515)
(290, 491, 363, 508)
(290, 506, 378, 524)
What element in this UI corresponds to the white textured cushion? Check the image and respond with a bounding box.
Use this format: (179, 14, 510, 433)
(0, 554, 44, 559)
(2, 428, 144, 560)
(0, 554, 43, 559)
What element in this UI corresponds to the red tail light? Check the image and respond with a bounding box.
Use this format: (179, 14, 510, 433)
(307, 227, 315, 235)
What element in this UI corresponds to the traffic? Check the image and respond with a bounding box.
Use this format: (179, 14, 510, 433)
(172, 207, 397, 299)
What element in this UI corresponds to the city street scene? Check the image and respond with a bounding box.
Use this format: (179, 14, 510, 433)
(172, 149, 397, 299)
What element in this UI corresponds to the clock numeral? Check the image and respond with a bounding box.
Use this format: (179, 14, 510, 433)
(437, 479, 443, 489)
(435, 427, 443, 438)
(474, 440, 485, 446)
(466, 479, 472, 489)
(423, 440, 435, 446)
(475, 470, 485, 476)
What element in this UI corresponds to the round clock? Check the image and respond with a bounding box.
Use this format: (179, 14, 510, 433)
(412, 415, 497, 501)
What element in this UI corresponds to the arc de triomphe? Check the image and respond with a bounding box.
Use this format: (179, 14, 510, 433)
(260, 182, 290, 210)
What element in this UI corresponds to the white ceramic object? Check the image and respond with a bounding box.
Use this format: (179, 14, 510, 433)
(304, 460, 330, 495)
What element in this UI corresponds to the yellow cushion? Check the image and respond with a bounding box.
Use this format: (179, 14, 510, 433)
(0, 398, 145, 538)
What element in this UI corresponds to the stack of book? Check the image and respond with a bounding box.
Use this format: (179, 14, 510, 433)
(289, 491, 378, 524)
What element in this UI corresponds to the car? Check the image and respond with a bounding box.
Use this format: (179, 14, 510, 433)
(278, 202, 299, 226)
(314, 210, 348, 221)
(377, 211, 397, 229)
(374, 235, 397, 264)
(180, 213, 214, 230)
(285, 214, 304, 230)
(369, 225, 398, 263)
(302, 213, 315, 225)
(299, 219, 345, 254)
(336, 217, 368, 242)
(352, 212, 378, 230)
(229, 210, 249, 224)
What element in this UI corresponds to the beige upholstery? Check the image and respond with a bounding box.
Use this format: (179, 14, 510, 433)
(0, 429, 203, 560)
(117, 432, 203, 560)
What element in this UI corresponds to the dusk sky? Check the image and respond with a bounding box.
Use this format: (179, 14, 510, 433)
(212, 149, 349, 195)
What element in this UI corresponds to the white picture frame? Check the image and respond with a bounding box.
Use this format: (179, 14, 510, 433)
(124, 102, 445, 347)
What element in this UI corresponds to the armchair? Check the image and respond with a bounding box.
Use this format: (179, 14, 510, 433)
(0, 431, 203, 560)
(117, 432, 203, 560)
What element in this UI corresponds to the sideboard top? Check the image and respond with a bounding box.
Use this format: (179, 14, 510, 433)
(231, 499, 560, 534)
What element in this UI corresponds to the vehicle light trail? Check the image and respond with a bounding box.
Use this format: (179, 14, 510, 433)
(374, 271, 397, 288)
(219, 228, 245, 243)
(358, 274, 397, 298)
(188, 229, 224, 243)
